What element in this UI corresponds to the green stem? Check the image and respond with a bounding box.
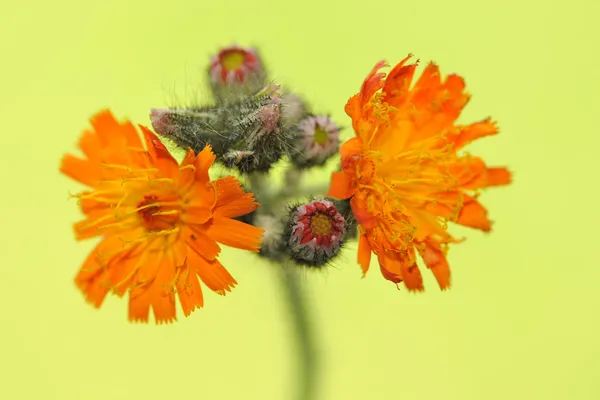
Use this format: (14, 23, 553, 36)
(278, 267, 318, 400)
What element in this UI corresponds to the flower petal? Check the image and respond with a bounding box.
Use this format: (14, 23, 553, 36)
(74, 234, 134, 307)
(205, 217, 263, 252)
(185, 226, 221, 260)
(176, 148, 197, 189)
(194, 144, 216, 185)
(425, 192, 492, 232)
(453, 118, 499, 149)
(377, 252, 403, 284)
(418, 240, 451, 290)
(382, 54, 417, 107)
(400, 260, 424, 292)
(176, 261, 204, 316)
(327, 171, 355, 199)
(359, 60, 388, 107)
(188, 250, 237, 295)
(185, 206, 213, 225)
(92, 110, 142, 148)
(128, 252, 177, 324)
(60, 154, 99, 187)
(139, 125, 179, 177)
(357, 233, 372, 276)
(211, 176, 259, 218)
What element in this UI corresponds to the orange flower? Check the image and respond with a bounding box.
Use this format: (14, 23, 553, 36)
(327, 55, 511, 291)
(61, 110, 263, 323)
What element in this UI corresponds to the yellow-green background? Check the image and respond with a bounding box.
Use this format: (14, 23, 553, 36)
(2, 1, 598, 399)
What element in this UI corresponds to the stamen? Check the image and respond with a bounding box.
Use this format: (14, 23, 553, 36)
(179, 164, 196, 172)
(152, 210, 179, 216)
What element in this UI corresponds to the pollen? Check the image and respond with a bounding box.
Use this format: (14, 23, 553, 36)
(309, 212, 333, 236)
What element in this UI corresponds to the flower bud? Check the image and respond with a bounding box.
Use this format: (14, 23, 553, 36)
(289, 115, 340, 168)
(280, 92, 308, 128)
(209, 45, 267, 102)
(285, 199, 346, 267)
(151, 84, 294, 173)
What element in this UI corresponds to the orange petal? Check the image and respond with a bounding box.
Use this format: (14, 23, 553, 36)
(425, 192, 492, 232)
(74, 235, 128, 307)
(186, 226, 221, 260)
(339, 137, 363, 161)
(357, 233, 372, 276)
(139, 125, 178, 177)
(359, 60, 388, 107)
(453, 119, 498, 149)
(419, 240, 451, 290)
(344, 95, 362, 127)
(188, 250, 237, 295)
(176, 148, 197, 189)
(456, 198, 492, 231)
(205, 217, 263, 252)
(128, 253, 177, 324)
(412, 62, 442, 94)
(327, 171, 354, 199)
(60, 154, 99, 187)
(185, 206, 213, 225)
(382, 54, 417, 107)
(126, 255, 160, 323)
(176, 261, 204, 317)
(194, 144, 216, 184)
(485, 167, 512, 187)
(148, 256, 177, 324)
(350, 196, 379, 230)
(403, 207, 453, 241)
(77, 129, 102, 160)
(400, 260, 424, 292)
(442, 74, 469, 121)
(377, 252, 403, 284)
(212, 176, 259, 218)
(92, 110, 142, 148)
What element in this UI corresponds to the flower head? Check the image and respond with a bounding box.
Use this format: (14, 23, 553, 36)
(209, 45, 266, 101)
(327, 55, 511, 291)
(61, 110, 263, 323)
(286, 199, 345, 267)
(290, 115, 341, 167)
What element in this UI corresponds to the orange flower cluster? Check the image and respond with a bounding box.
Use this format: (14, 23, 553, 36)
(61, 110, 263, 323)
(328, 55, 511, 291)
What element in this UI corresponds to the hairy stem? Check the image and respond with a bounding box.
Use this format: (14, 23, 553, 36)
(278, 267, 318, 400)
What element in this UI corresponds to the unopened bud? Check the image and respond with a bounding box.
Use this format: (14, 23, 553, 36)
(289, 115, 340, 168)
(151, 84, 294, 173)
(209, 45, 267, 102)
(281, 92, 308, 128)
(254, 214, 287, 262)
(149, 108, 227, 153)
(286, 199, 345, 267)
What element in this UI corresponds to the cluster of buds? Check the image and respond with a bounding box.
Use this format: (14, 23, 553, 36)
(151, 44, 350, 267)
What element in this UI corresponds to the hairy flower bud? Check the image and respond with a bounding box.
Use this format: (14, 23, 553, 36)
(280, 92, 308, 128)
(151, 84, 295, 173)
(289, 115, 340, 168)
(209, 45, 267, 102)
(285, 199, 346, 267)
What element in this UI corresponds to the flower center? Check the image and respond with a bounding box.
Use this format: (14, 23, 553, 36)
(137, 194, 179, 232)
(221, 50, 246, 71)
(310, 213, 333, 236)
(313, 126, 329, 146)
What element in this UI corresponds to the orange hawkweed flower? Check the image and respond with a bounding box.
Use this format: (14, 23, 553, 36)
(61, 110, 263, 323)
(327, 55, 511, 291)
